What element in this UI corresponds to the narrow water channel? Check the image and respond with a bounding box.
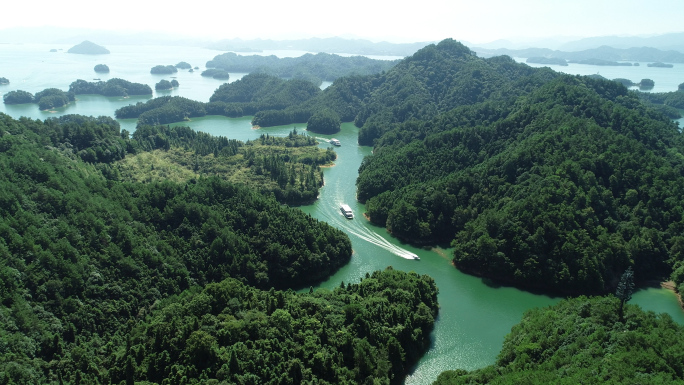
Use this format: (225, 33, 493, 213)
(170, 117, 684, 384)
(3, 44, 681, 384)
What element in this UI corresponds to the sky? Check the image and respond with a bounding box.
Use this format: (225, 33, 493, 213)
(3, 0, 684, 44)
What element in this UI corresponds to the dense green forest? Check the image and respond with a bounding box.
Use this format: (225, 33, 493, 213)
(69, 78, 153, 97)
(110, 39, 684, 297)
(4, 37, 684, 385)
(115, 96, 207, 125)
(3, 88, 75, 110)
(433, 296, 684, 384)
(113, 268, 438, 385)
(306, 109, 342, 134)
(175, 61, 192, 70)
(151, 65, 178, 75)
(201, 69, 231, 80)
(248, 39, 559, 137)
(205, 51, 399, 85)
(123, 125, 335, 204)
(351, 39, 684, 295)
(211, 73, 320, 122)
(638, 89, 684, 110)
(113, 74, 322, 126)
(155, 79, 179, 91)
(0, 112, 356, 383)
(94, 64, 110, 73)
(2, 90, 35, 104)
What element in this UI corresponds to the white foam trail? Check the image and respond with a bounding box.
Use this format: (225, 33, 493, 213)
(345, 225, 419, 260)
(329, 200, 419, 260)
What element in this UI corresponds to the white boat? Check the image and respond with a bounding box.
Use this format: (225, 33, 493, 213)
(340, 204, 354, 219)
(329, 138, 341, 146)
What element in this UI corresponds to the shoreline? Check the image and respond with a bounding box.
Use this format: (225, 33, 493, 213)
(660, 281, 684, 311)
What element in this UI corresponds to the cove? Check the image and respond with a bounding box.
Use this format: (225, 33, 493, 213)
(292, 122, 684, 383)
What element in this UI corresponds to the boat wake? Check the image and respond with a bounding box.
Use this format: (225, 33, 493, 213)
(345, 225, 419, 260)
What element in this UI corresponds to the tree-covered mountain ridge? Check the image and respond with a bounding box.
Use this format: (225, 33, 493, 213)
(355, 41, 684, 295)
(205, 51, 399, 86)
(245, 39, 559, 142)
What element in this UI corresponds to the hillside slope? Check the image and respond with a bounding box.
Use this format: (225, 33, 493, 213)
(356, 54, 684, 294)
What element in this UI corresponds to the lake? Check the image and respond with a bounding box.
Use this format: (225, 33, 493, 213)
(1, 44, 683, 384)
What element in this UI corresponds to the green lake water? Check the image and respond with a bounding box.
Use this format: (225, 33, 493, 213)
(1, 44, 683, 385)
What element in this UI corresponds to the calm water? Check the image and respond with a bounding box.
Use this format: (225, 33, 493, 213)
(2, 44, 683, 384)
(518, 57, 684, 94)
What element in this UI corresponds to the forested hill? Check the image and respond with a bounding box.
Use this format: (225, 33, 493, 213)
(0, 113, 354, 382)
(206, 51, 399, 85)
(119, 268, 438, 384)
(114, 74, 321, 126)
(352, 39, 558, 145)
(433, 296, 684, 384)
(115, 40, 556, 134)
(122, 125, 335, 205)
(357, 71, 684, 295)
(248, 39, 560, 142)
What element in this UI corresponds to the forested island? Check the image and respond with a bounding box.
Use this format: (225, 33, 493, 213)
(639, 78, 655, 89)
(570, 58, 633, 66)
(69, 78, 152, 97)
(648, 62, 674, 68)
(0, 77, 8, 85)
(205, 51, 399, 85)
(114, 73, 321, 125)
(3, 88, 75, 110)
(67, 40, 110, 55)
(155, 79, 179, 90)
(151, 65, 178, 75)
(175, 61, 192, 69)
(94, 64, 110, 73)
(200, 68, 230, 80)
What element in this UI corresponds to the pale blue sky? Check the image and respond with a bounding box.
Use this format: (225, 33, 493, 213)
(4, 0, 684, 43)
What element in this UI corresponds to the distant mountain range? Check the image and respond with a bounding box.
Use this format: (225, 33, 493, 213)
(0, 27, 430, 57)
(472, 32, 684, 53)
(1, 27, 683, 61)
(557, 32, 684, 52)
(205, 37, 430, 57)
(473, 45, 684, 64)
